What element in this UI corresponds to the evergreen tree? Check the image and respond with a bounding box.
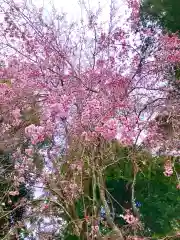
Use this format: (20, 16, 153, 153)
(141, 0, 180, 33)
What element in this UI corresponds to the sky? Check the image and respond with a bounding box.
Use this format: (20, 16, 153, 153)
(31, 0, 128, 24)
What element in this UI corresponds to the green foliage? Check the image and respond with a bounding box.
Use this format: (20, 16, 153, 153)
(141, 0, 180, 33)
(58, 143, 179, 239)
(63, 235, 80, 240)
(104, 145, 180, 238)
(0, 151, 33, 239)
(105, 148, 133, 181)
(36, 137, 52, 149)
(0, 152, 14, 238)
(75, 198, 85, 219)
(136, 162, 180, 237)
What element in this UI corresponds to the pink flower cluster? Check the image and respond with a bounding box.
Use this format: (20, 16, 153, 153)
(127, 237, 145, 240)
(81, 99, 102, 126)
(95, 119, 118, 140)
(62, 181, 82, 201)
(81, 131, 98, 142)
(120, 210, 139, 225)
(9, 190, 19, 196)
(118, 116, 139, 145)
(25, 124, 45, 144)
(163, 160, 173, 177)
(49, 102, 68, 119)
(12, 107, 22, 126)
(25, 147, 34, 156)
(70, 160, 83, 172)
(127, 0, 140, 26)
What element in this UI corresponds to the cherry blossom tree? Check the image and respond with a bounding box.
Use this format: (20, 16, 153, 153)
(0, 0, 179, 239)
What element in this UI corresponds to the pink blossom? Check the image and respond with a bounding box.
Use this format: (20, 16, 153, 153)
(25, 148, 34, 156)
(50, 102, 68, 118)
(91, 225, 99, 232)
(9, 191, 19, 196)
(127, 237, 145, 240)
(96, 119, 118, 140)
(12, 107, 22, 125)
(18, 177, 25, 183)
(163, 160, 173, 177)
(25, 124, 45, 144)
(70, 161, 83, 171)
(120, 210, 139, 225)
(1, 123, 11, 133)
(81, 99, 101, 126)
(12, 107, 21, 119)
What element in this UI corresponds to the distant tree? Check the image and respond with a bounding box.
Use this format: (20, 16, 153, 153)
(140, 0, 180, 33)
